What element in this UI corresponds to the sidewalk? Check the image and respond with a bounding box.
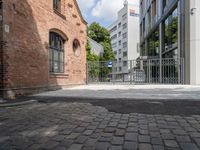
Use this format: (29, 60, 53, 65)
(34, 84, 200, 100)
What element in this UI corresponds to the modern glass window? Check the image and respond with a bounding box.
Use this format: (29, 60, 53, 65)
(122, 14, 127, 20)
(111, 34, 117, 40)
(123, 61, 127, 66)
(109, 26, 117, 33)
(164, 7, 178, 51)
(49, 32, 65, 73)
(123, 42, 127, 48)
(119, 49, 122, 54)
(118, 40, 121, 46)
(123, 23, 127, 29)
(122, 32, 127, 39)
(118, 23, 121, 28)
(119, 67, 122, 72)
(112, 42, 117, 48)
(118, 32, 121, 37)
(123, 51, 127, 57)
(147, 28, 159, 57)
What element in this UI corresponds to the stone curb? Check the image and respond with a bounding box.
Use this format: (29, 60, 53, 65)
(0, 100, 38, 108)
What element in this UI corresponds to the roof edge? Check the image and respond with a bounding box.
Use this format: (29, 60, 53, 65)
(74, 0, 88, 25)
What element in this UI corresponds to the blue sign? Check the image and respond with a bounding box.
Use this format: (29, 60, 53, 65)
(108, 61, 112, 68)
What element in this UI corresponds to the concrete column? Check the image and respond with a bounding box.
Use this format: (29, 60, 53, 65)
(158, 0, 164, 83)
(190, 0, 200, 85)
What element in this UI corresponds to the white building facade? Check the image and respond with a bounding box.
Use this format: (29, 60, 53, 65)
(107, 1, 140, 81)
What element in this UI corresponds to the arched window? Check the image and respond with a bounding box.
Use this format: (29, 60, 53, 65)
(73, 39, 81, 57)
(49, 32, 65, 73)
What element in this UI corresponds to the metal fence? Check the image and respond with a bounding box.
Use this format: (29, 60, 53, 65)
(86, 58, 185, 84)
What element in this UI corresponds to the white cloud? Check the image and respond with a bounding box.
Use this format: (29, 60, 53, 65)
(91, 0, 139, 21)
(76, 0, 96, 11)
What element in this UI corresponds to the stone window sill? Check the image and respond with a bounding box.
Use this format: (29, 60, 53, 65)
(50, 73, 69, 77)
(54, 9, 66, 20)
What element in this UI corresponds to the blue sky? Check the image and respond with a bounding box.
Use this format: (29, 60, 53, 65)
(76, 0, 139, 27)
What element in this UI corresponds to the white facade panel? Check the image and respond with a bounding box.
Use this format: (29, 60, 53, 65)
(190, 0, 200, 84)
(108, 2, 139, 76)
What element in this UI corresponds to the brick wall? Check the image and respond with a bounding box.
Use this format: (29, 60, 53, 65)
(1, 0, 87, 99)
(0, 0, 3, 89)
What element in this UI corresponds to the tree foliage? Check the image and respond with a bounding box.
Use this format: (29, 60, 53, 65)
(86, 40, 99, 62)
(87, 22, 115, 61)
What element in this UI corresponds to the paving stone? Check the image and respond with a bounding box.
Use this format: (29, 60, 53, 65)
(125, 133, 138, 141)
(82, 146, 95, 150)
(150, 132, 160, 138)
(42, 141, 59, 149)
(127, 127, 138, 132)
(83, 130, 93, 135)
(160, 129, 171, 134)
(104, 127, 116, 133)
(139, 130, 149, 135)
(75, 136, 88, 144)
(173, 129, 187, 136)
(138, 135, 150, 143)
(60, 139, 74, 147)
(55, 146, 66, 150)
(180, 143, 199, 150)
(87, 126, 97, 130)
(176, 136, 191, 142)
(162, 134, 175, 140)
(118, 124, 127, 129)
(124, 141, 138, 150)
(95, 142, 110, 150)
(190, 132, 200, 138)
(115, 129, 125, 136)
(139, 143, 152, 150)
(164, 140, 179, 148)
(68, 144, 83, 150)
(0, 136, 10, 144)
(98, 136, 112, 142)
(151, 137, 163, 145)
(27, 144, 42, 150)
(51, 135, 65, 142)
(110, 145, 122, 150)
(85, 138, 97, 146)
(112, 136, 124, 145)
(66, 133, 80, 139)
(101, 132, 113, 137)
(108, 122, 118, 127)
(166, 148, 181, 150)
(153, 145, 165, 150)
(194, 138, 200, 146)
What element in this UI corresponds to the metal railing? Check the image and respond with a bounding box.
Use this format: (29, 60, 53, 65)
(87, 58, 185, 85)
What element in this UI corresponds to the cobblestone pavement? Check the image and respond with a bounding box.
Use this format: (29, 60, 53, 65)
(0, 102, 200, 150)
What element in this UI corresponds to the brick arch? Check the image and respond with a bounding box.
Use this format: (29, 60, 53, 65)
(49, 28, 68, 41)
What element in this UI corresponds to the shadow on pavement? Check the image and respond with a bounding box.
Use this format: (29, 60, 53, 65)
(27, 95, 200, 116)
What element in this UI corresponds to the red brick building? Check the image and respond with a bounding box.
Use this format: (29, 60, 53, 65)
(0, 0, 87, 99)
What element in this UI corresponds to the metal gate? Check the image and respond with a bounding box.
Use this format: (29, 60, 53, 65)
(86, 58, 184, 84)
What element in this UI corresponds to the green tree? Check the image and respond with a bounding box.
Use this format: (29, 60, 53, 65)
(86, 41, 99, 62)
(88, 22, 115, 61)
(87, 22, 115, 82)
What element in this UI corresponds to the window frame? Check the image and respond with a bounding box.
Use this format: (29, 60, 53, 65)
(53, 0, 61, 12)
(49, 32, 65, 74)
